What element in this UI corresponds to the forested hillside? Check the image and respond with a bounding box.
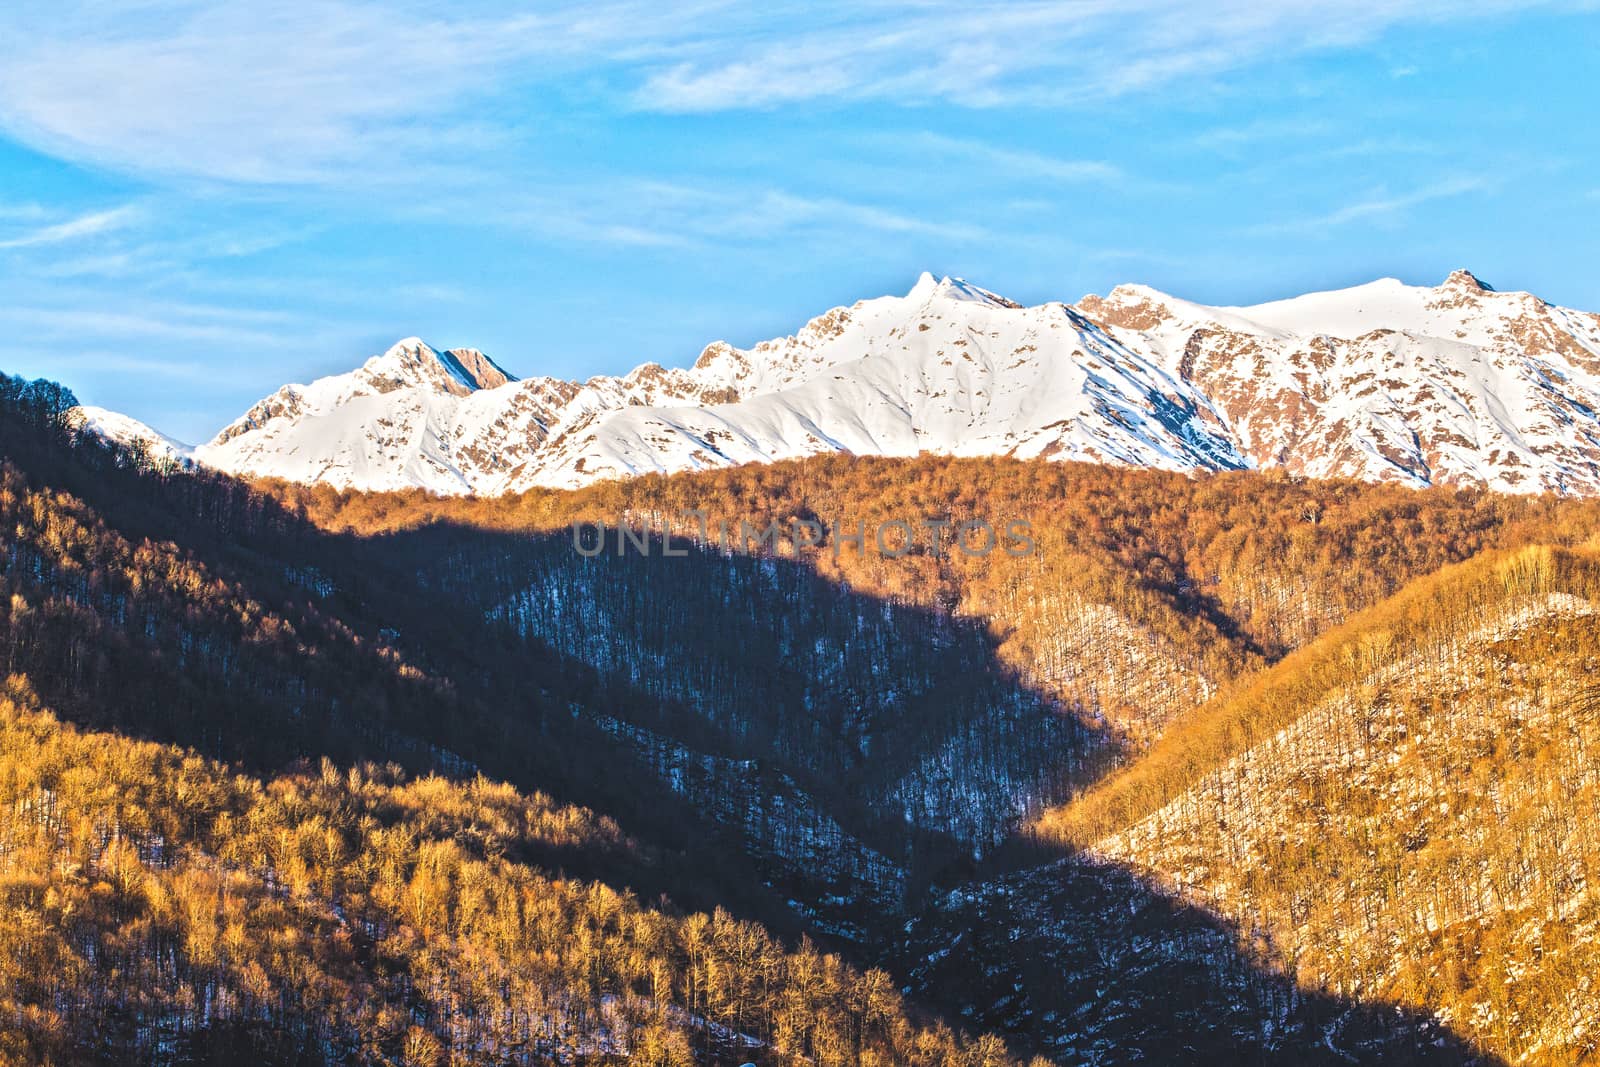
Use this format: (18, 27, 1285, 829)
(269, 437, 1600, 1061)
(0, 683, 1023, 1066)
(8, 370, 1600, 1062)
(1040, 545, 1600, 1064)
(282, 452, 1600, 755)
(0, 375, 1035, 1064)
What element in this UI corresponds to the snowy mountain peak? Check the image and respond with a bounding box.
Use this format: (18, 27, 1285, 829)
(93, 271, 1600, 498)
(905, 270, 940, 300)
(906, 272, 1018, 308)
(1077, 283, 1182, 331)
(363, 337, 516, 396)
(1443, 268, 1493, 292)
(439, 347, 516, 391)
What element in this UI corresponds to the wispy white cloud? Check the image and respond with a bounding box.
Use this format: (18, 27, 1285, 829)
(1247, 177, 1491, 235)
(631, 1, 1574, 113)
(1296, 137, 1443, 162)
(2, 308, 284, 347)
(39, 351, 228, 382)
(0, 2, 634, 184)
(1190, 118, 1337, 152)
(700, 188, 992, 243)
(0, 290, 317, 349)
(393, 282, 472, 304)
(893, 134, 1123, 184)
(0, 201, 49, 221)
(0, 205, 140, 249)
(4, 215, 321, 289)
(1, 309, 280, 344)
(418, 179, 994, 249)
(0, 0, 1574, 186)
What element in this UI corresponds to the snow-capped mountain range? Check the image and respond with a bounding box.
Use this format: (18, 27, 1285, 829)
(75, 269, 1600, 496)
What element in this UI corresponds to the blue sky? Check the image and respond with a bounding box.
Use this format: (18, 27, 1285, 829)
(0, 1, 1596, 443)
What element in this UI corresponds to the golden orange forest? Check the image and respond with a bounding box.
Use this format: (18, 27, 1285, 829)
(4, 372, 1599, 1064)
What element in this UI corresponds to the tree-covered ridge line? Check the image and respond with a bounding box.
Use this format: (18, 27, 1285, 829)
(278, 450, 1600, 755)
(1043, 543, 1600, 846)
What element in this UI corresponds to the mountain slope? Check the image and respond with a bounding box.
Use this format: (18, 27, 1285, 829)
(2, 373, 1045, 1066)
(282, 453, 1600, 754)
(0, 683, 1030, 1067)
(14, 371, 1584, 1063)
(521, 275, 1247, 488)
(1036, 545, 1600, 1065)
(70, 404, 193, 466)
(181, 276, 1249, 493)
(93, 269, 1600, 497)
(190, 337, 572, 494)
(1081, 270, 1600, 493)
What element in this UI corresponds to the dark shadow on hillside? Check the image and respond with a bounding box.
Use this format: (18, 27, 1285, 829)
(0, 416, 1505, 1065)
(356, 521, 1501, 1064)
(0, 417, 805, 929)
(899, 855, 1498, 1065)
(382, 520, 1115, 887)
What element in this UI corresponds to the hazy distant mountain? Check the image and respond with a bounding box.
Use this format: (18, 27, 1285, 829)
(80, 270, 1600, 496)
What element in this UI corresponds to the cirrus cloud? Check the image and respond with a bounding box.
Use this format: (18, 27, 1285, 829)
(0, 0, 1575, 186)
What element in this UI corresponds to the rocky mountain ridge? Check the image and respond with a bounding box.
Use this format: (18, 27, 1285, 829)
(83, 270, 1600, 496)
